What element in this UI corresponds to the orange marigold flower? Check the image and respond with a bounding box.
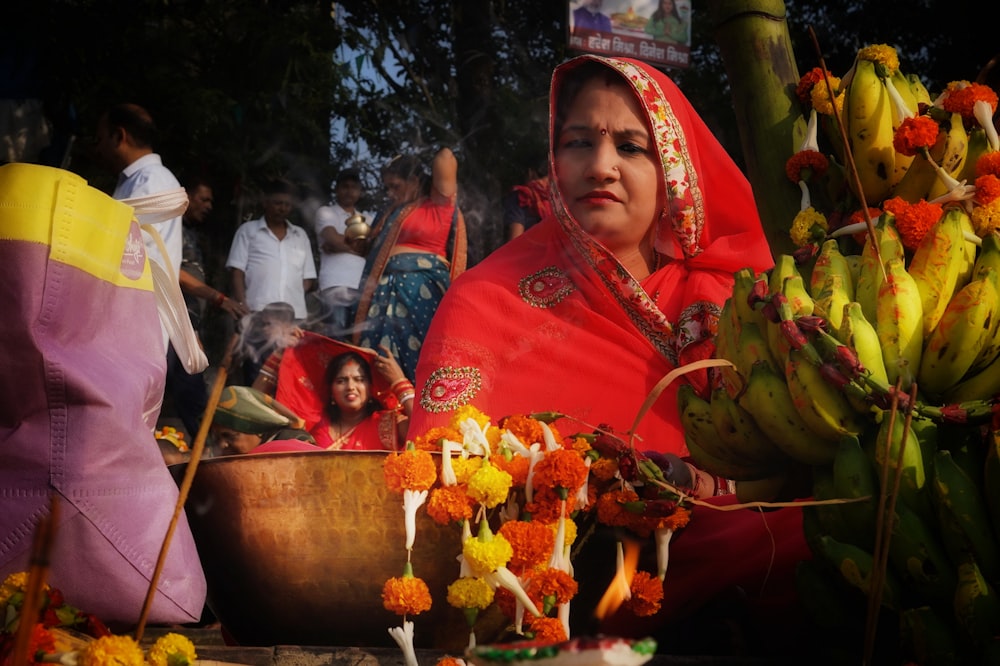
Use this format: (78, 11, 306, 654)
(384, 448, 438, 492)
(27, 624, 56, 666)
(589, 457, 619, 482)
(533, 449, 589, 496)
(568, 436, 592, 455)
(658, 506, 692, 531)
(625, 571, 664, 617)
(413, 425, 462, 451)
(427, 485, 475, 525)
(525, 615, 567, 643)
(500, 520, 555, 571)
(893, 115, 939, 156)
(437, 658, 466, 666)
(795, 67, 824, 105)
(382, 575, 433, 616)
(977, 174, 1000, 205)
(785, 150, 829, 183)
(941, 81, 999, 119)
(491, 449, 530, 487)
(977, 152, 1000, 178)
(525, 485, 578, 523)
(844, 207, 884, 245)
(595, 488, 640, 527)
(501, 414, 546, 446)
(530, 567, 578, 604)
(882, 197, 943, 250)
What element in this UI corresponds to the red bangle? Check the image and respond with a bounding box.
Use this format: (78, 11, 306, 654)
(389, 378, 411, 391)
(214, 292, 226, 307)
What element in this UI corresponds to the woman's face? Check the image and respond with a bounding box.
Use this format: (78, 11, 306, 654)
(330, 359, 370, 414)
(661, 0, 674, 11)
(383, 174, 420, 206)
(555, 77, 662, 258)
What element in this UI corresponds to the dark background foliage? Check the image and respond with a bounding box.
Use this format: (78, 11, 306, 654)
(5, 0, 998, 267)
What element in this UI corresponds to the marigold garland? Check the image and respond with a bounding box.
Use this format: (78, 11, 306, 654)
(532, 448, 589, 498)
(384, 448, 438, 493)
(499, 520, 555, 571)
(883, 197, 943, 250)
(77, 635, 145, 666)
(858, 44, 899, 72)
(941, 81, 999, 119)
(427, 484, 475, 525)
(147, 632, 197, 666)
(524, 615, 567, 643)
(978, 152, 1000, 178)
(972, 199, 1000, 237)
(466, 460, 513, 508)
(446, 577, 495, 611)
(893, 116, 939, 156)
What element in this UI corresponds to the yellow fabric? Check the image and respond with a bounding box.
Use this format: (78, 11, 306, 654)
(0, 162, 152, 290)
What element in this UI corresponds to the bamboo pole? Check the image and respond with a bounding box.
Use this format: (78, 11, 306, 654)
(134, 334, 239, 642)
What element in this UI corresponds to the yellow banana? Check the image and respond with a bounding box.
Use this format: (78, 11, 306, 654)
(917, 267, 999, 397)
(734, 318, 775, 384)
(906, 73, 932, 108)
(926, 111, 969, 200)
(953, 557, 1000, 647)
(738, 359, 837, 465)
(784, 348, 866, 442)
(810, 238, 856, 301)
(958, 126, 992, 185)
(876, 256, 924, 390)
(812, 273, 852, 334)
(932, 449, 1000, 585)
(943, 355, 1000, 404)
(837, 301, 890, 387)
(844, 57, 895, 206)
(730, 266, 766, 329)
(855, 213, 905, 324)
(708, 386, 787, 467)
(907, 206, 975, 339)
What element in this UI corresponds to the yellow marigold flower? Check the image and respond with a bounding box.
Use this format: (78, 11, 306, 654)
(78, 635, 145, 666)
(463, 530, 513, 577)
(382, 575, 433, 616)
(858, 44, 899, 73)
(383, 448, 438, 493)
(446, 576, 495, 610)
(451, 405, 491, 430)
(0, 571, 29, 607)
(427, 484, 474, 525)
(550, 517, 578, 547)
(790, 207, 827, 247)
(147, 632, 197, 666)
(452, 455, 482, 484)
(625, 570, 664, 617)
(809, 75, 843, 116)
(466, 459, 513, 508)
(500, 520, 555, 571)
(972, 198, 1000, 237)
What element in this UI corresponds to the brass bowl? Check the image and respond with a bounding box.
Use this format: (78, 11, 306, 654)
(171, 451, 480, 648)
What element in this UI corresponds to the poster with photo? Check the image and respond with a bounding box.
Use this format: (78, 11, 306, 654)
(567, 0, 691, 69)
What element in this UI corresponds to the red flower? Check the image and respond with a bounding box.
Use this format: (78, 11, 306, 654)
(625, 571, 664, 617)
(892, 116, 939, 156)
(882, 197, 943, 250)
(977, 174, 1000, 205)
(784, 150, 829, 183)
(500, 520, 555, 571)
(941, 81, 999, 119)
(978, 152, 1000, 178)
(795, 67, 824, 105)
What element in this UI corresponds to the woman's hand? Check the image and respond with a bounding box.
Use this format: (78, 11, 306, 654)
(372, 345, 406, 384)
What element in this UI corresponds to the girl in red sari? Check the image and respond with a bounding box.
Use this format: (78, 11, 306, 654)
(409, 56, 811, 652)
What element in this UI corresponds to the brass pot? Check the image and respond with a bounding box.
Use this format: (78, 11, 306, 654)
(171, 451, 486, 648)
(343, 212, 370, 242)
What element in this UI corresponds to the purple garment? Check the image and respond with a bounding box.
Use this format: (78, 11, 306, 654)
(573, 6, 612, 33)
(0, 163, 206, 625)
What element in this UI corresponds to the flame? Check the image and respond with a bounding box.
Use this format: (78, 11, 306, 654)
(593, 538, 640, 621)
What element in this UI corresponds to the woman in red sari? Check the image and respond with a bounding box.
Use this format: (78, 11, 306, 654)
(409, 56, 811, 653)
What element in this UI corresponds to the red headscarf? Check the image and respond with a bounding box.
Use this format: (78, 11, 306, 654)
(409, 55, 773, 454)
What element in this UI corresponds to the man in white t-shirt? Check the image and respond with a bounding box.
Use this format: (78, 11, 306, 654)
(314, 168, 372, 340)
(226, 177, 317, 320)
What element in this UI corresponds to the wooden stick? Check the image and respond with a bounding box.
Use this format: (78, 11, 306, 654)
(10, 495, 59, 665)
(135, 334, 240, 642)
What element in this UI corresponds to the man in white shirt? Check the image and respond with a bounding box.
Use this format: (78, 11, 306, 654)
(94, 103, 183, 354)
(314, 168, 372, 340)
(226, 177, 317, 320)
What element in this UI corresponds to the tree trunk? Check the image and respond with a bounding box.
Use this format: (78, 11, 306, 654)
(708, 0, 805, 260)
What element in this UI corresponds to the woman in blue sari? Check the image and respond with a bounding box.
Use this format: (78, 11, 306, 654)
(352, 148, 467, 380)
